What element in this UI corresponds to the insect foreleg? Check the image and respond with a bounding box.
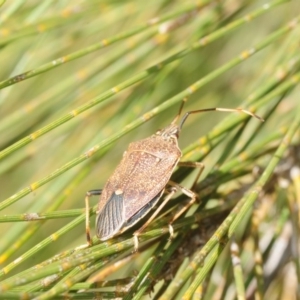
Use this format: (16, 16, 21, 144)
(177, 161, 205, 190)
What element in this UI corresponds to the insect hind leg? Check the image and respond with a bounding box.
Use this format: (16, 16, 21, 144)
(133, 187, 177, 252)
(133, 166, 201, 252)
(167, 180, 198, 237)
(166, 160, 204, 232)
(85, 189, 102, 246)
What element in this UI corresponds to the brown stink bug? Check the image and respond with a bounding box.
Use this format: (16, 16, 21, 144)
(85, 103, 263, 250)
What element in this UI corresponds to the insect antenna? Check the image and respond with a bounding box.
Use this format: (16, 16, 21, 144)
(179, 107, 264, 130)
(171, 99, 187, 125)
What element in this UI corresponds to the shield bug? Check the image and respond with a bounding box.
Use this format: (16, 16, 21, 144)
(85, 103, 263, 250)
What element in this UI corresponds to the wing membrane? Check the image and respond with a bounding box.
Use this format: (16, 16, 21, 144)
(96, 192, 125, 240)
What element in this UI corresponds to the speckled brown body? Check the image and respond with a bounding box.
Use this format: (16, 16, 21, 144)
(87, 106, 262, 246)
(96, 124, 181, 240)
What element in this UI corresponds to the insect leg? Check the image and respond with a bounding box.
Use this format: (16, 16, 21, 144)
(167, 180, 198, 237)
(133, 187, 177, 252)
(85, 189, 102, 246)
(177, 161, 205, 190)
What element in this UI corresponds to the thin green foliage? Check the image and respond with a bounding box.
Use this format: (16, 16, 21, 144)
(0, 0, 299, 299)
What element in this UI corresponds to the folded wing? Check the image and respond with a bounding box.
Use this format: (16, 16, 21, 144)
(96, 192, 125, 240)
